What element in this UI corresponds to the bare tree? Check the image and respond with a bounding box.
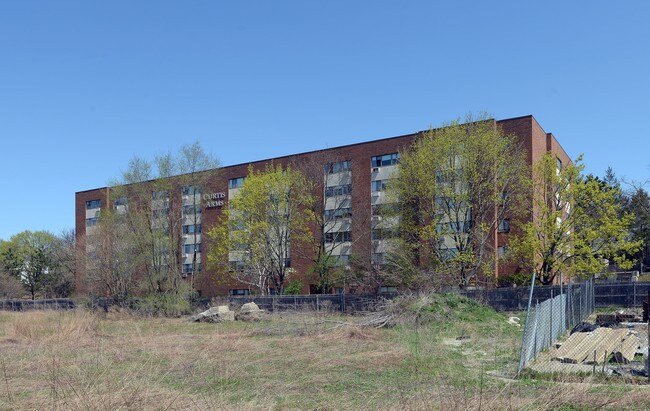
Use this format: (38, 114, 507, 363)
(85, 142, 219, 303)
(292, 152, 372, 293)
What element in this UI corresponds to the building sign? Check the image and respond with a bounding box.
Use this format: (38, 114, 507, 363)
(203, 192, 226, 208)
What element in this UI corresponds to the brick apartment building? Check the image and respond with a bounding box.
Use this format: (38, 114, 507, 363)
(75, 115, 570, 297)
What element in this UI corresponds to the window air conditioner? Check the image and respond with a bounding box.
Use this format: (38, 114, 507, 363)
(372, 167, 380, 173)
(372, 215, 382, 221)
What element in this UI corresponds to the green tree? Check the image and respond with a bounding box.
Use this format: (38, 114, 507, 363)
(625, 187, 650, 270)
(208, 164, 314, 295)
(388, 114, 530, 288)
(0, 231, 71, 300)
(511, 154, 639, 284)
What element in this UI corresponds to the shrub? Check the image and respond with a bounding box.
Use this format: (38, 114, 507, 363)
(284, 280, 303, 295)
(137, 292, 192, 317)
(497, 272, 534, 287)
(0, 272, 24, 299)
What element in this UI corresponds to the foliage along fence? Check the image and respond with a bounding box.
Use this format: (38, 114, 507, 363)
(2, 281, 649, 314)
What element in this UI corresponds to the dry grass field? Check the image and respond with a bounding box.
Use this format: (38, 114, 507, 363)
(0, 295, 649, 410)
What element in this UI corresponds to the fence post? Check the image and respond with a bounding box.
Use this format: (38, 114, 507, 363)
(316, 295, 320, 312)
(592, 277, 595, 313)
(517, 272, 537, 375)
(550, 289, 554, 343)
(579, 284, 583, 321)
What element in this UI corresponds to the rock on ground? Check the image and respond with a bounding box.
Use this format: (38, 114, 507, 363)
(189, 305, 235, 323)
(236, 302, 265, 321)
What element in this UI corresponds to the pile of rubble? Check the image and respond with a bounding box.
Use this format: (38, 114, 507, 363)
(189, 302, 265, 323)
(531, 309, 649, 377)
(553, 327, 640, 365)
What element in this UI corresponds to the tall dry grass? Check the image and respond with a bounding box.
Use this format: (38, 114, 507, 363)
(0, 308, 648, 410)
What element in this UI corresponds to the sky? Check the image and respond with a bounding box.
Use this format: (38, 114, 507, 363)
(0, 1, 649, 241)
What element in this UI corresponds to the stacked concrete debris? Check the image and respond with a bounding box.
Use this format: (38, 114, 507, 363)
(189, 306, 235, 323)
(236, 302, 265, 321)
(553, 327, 640, 365)
(189, 302, 265, 323)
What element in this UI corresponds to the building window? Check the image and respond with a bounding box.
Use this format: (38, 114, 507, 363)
(183, 263, 201, 273)
(325, 184, 352, 197)
(436, 221, 472, 234)
(113, 197, 127, 208)
(498, 246, 509, 258)
(183, 204, 202, 214)
(183, 224, 202, 234)
(325, 160, 352, 174)
(498, 218, 510, 233)
(325, 230, 352, 244)
(152, 208, 171, 218)
(183, 243, 202, 254)
(325, 160, 350, 174)
(86, 199, 101, 209)
(439, 247, 459, 260)
(229, 260, 245, 272)
(229, 177, 245, 189)
(86, 217, 99, 227)
(372, 203, 398, 216)
(371, 153, 400, 168)
(335, 255, 350, 266)
(557, 157, 563, 173)
(152, 191, 169, 200)
(182, 185, 201, 196)
(371, 180, 388, 192)
(372, 228, 397, 240)
(371, 253, 385, 265)
(324, 207, 352, 220)
(284, 258, 291, 268)
(230, 289, 250, 296)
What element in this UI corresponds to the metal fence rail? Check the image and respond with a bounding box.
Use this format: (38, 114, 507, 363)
(228, 293, 398, 313)
(0, 298, 76, 311)
(595, 282, 650, 308)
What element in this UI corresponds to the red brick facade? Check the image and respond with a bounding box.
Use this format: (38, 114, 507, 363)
(75, 115, 570, 297)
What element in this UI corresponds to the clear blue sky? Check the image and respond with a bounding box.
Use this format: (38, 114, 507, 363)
(1, 1, 648, 240)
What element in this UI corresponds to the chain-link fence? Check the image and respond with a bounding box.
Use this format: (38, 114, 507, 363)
(228, 293, 397, 313)
(0, 298, 76, 311)
(518, 277, 594, 373)
(517, 276, 649, 380)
